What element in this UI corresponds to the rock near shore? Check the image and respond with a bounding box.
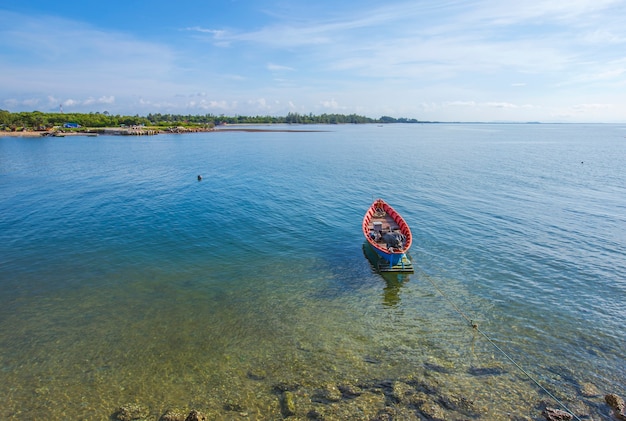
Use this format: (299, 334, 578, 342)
(542, 407, 573, 421)
(605, 394, 626, 421)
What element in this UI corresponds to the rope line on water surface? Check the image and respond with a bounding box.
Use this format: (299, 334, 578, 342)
(419, 271, 582, 421)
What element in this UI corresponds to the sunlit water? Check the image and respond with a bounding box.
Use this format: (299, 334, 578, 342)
(1, 124, 624, 419)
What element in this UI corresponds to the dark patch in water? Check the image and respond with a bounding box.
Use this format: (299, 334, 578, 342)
(337, 384, 362, 399)
(247, 371, 266, 381)
(424, 362, 453, 374)
(272, 383, 300, 393)
(467, 366, 507, 376)
(363, 355, 382, 364)
(438, 395, 476, 413)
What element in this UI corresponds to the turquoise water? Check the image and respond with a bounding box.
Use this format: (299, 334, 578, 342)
(1, 124, 625, 419)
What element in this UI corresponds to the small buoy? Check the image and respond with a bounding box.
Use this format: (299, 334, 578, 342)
(197, 175, 202, 181)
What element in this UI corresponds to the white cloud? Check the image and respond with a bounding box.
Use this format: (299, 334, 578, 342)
(84, 96, 115, 105)
(2, 98, 41, 109)
(486, 102, 518, 109)
(267, 63, 295, 72)
(202, 100, 238, 111)
(320, 99, 345, 110)
(248, 98, 267, 109)
(185, 27, 226, 37)
(184, 26, 231, 47)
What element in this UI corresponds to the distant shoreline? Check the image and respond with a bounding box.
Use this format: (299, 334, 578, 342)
(0, 126, 328, 138)
(214, 127, 328, 133)
(0, 130, 46, 137)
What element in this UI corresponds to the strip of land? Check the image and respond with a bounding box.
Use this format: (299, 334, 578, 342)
(0, 131, 45, 137)
(214, 127, 327, 133)
(0, 126, 327, 138)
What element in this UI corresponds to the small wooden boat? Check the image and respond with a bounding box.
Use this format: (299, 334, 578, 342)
(362, 198, 413, 271)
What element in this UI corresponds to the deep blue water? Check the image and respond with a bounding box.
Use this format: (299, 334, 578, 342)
(1, 124, 625, 419)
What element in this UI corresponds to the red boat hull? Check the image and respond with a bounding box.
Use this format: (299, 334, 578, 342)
(362, 199, 412, 266)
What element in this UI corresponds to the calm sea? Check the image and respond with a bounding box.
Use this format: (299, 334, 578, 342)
(1, 124, 624, 419)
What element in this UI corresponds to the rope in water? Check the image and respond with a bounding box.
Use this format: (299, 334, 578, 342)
(419, 271, 582, 421)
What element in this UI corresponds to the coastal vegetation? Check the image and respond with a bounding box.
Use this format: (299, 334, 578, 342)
(0, 110, 420, 132)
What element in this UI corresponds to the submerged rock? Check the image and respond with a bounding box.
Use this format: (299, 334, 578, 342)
(306, 409, 324, 420)
(308, 390, 387, 420)
(542, 407, 573, 421)
(338, 383, 363, 399)
(311, 383, 342, 403)
(223, 401, 245, 412)
(184, 410, 207, 421)
(159, 408, 187, 421)
(606, 393, 625, 411)
(418, 399, 447, 420)
(437, 394, 477, 415)
(579, 382, 601, 397)
(113, 403, 150, 421)
(280, 391, 296, 417)
(158, 409, 208, 421)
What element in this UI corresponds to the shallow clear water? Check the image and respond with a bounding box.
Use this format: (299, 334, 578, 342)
(1, 124, 625, 419)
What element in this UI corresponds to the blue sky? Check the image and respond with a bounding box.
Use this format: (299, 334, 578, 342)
(1, 0, 625, 122)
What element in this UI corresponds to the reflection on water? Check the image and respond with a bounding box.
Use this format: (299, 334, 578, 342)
(361, 242, 411, 307)
(381, 273, 409, 308)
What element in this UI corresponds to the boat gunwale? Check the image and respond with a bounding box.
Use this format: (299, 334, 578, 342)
(362, 198, 412, 256)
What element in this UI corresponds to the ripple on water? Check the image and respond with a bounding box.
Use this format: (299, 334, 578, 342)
(1, 126, 624, 419)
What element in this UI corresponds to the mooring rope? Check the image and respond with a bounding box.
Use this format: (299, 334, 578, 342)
(419, 270, 582, 421)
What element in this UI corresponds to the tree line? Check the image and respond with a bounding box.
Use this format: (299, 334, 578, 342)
(0, 110, 421, 131)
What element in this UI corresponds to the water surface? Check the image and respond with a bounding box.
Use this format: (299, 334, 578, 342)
(1, 124, 625, 419)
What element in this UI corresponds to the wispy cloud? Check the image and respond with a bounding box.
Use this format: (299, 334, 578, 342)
(183, 0, 622, 85)
(0, 10, 178, 110)
(320, 99, 345, 110)
(267, 63, 294, 72)
(185, 26, 226, 37)
(1, 1, 626, 121)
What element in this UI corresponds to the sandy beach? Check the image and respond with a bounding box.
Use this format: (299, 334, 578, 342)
(0, 130, 48, 137)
